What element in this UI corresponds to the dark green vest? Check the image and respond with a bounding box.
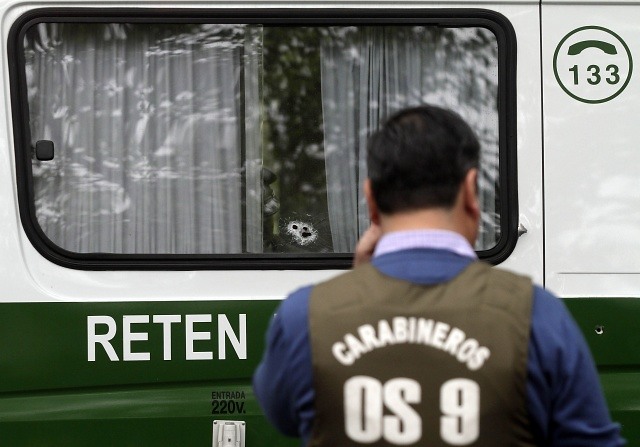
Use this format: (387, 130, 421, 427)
(308, 262, 535, 447)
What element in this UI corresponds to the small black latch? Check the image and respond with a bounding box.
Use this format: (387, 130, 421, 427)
(35, 140, 54, 161)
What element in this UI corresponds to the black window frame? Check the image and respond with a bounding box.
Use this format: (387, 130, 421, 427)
(8, 8, 518, 271)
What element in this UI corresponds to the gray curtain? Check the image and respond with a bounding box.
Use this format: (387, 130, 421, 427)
(321, 27, 500, 252)
(25, 23, 263, 254)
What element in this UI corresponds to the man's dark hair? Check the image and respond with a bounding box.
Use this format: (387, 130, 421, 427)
(367, 104, 480, 214)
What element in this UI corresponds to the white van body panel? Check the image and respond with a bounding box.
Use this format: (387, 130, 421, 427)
(0, 1, 542, 302)
(543, 2, 640, 297)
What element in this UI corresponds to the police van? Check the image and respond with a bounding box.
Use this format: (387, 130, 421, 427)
(0, 0, 637, 445)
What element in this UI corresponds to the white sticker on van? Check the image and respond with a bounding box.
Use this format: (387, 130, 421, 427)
(87, 314, 247, 362)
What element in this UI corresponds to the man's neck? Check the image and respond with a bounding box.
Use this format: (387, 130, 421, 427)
(379, 208, 475, 246)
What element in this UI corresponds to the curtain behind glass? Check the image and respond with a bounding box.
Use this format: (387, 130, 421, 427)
(321, 27, 500, 252)
(25, 23, 263, 254)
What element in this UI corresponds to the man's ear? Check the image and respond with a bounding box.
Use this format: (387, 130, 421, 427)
(364, 179, 381, 225)
(463, 169, 480, 221)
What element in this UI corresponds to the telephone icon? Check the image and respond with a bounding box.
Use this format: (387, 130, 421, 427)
(568, 40, 617, 56)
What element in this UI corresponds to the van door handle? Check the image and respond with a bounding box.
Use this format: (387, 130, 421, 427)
(518, 224, 528, 237)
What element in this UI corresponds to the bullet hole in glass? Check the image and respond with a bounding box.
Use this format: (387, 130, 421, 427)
(286, 220, 318, 246)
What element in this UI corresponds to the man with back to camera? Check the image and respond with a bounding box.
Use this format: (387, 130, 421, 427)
(252, 105, 624, 446)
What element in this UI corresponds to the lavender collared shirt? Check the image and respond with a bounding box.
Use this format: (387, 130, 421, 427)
(373, 229, 478, 260)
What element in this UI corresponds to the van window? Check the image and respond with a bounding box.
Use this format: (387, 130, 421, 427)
(13, 12, 515, 267)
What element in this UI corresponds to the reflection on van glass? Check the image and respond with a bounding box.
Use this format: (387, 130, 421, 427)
(23, 23, 500, 255)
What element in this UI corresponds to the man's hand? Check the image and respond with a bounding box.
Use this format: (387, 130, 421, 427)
(353, 224, 382, 267)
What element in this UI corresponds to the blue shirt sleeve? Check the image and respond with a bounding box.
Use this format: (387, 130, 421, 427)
(252, 286, 315, 441)
(527, 286, 625, 446)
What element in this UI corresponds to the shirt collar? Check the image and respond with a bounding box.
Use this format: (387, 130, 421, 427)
(373, 229, 478, 259)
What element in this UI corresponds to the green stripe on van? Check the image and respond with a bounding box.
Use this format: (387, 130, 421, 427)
(0, 300, 277, 392)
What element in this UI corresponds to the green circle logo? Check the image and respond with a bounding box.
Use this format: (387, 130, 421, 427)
(553, 26, 633, 104)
